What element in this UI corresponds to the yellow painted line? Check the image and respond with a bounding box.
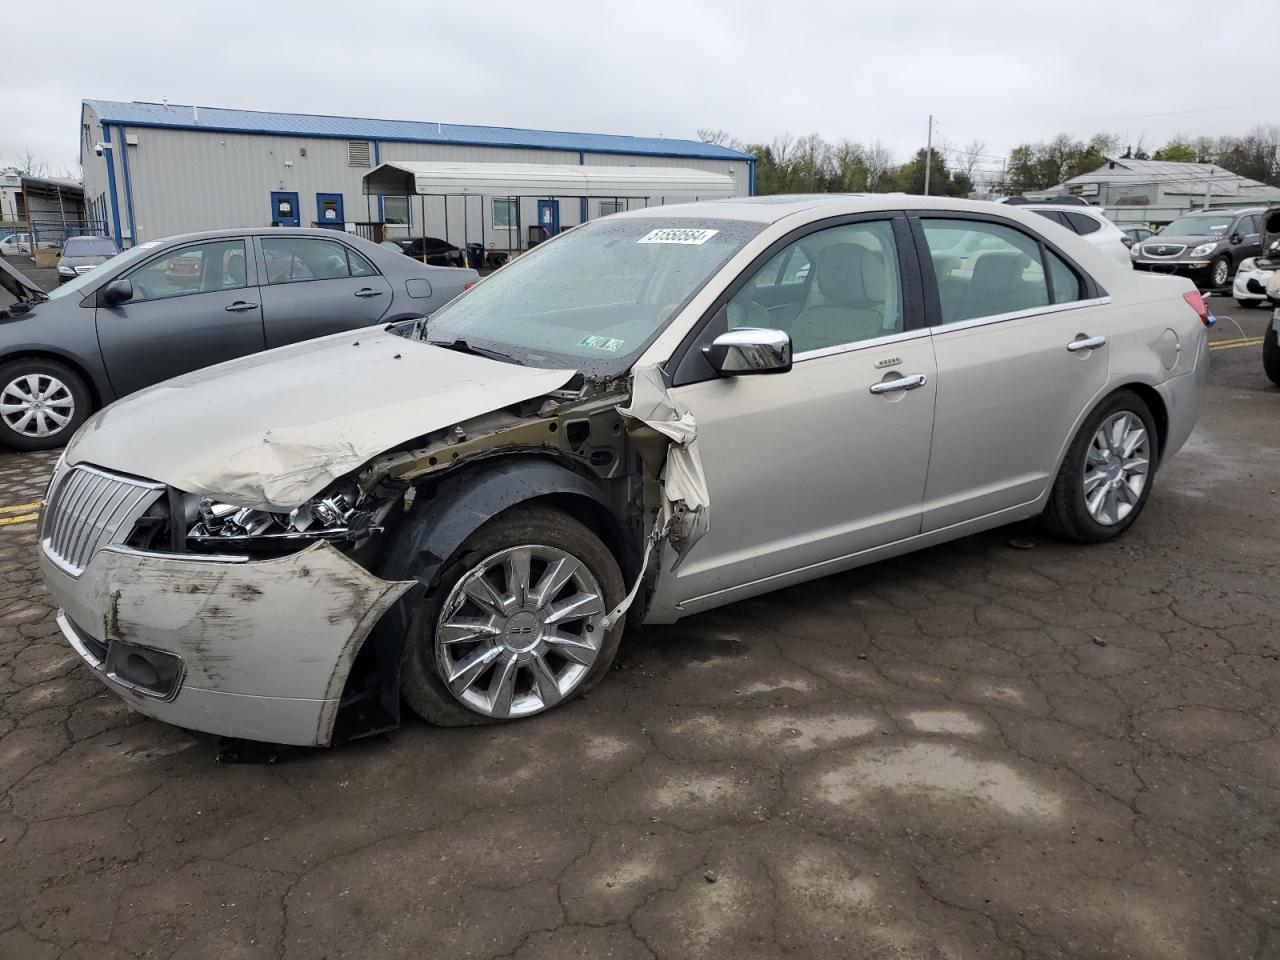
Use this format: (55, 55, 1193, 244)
(1209, 337, 1264, 351)
(0, 500, 42, 515)
(0, 512, 38, 526)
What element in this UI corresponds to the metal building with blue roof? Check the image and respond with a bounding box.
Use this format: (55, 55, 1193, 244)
(79, 99, 755, 249)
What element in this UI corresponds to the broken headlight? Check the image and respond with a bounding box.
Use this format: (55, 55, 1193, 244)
(186, 481, 384, 548)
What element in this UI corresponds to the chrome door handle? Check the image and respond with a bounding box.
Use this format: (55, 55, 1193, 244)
(869, 373, 928, 395)
(354, 288, 385, 299)
(1067, 335, 1106, 352)
(224, 301, 258, 313)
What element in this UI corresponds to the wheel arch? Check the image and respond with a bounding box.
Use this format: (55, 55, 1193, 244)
(341, 454, 638, 740)
(1113, 381, 1169, 464)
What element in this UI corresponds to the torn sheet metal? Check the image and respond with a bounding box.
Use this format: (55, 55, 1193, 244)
(617, 363, 710, 564)
(41, 540, 414, 746)
(64, 328, 575, 511)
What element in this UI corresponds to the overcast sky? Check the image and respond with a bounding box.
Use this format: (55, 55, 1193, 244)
(4, 0, 1276, 178)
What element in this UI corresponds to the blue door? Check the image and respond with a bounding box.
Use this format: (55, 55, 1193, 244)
(270, 192, 300, 227)
(537, 199, 560, 237)
(316, 193, 344, 229)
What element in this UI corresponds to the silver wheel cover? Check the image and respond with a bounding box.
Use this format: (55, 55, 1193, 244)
(1083, 410, 1150, 526)
(434, 544, 607, 718)
(1212, 259, 1229, 287)
(0, 373, 75, 438)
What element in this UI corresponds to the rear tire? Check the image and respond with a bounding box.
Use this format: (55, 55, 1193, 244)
(0, 358, 91, 451)
(1042, 390, 1159, 543)
(1264, 322, 1280, 386)
(400, 504, 625, 727)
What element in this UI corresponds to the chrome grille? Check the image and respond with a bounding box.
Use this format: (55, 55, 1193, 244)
(1143, 243, 1186, 258)
(42, 465, 165, 576)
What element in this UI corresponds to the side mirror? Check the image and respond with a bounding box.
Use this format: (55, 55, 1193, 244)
(702, 327, 792, 376)
(1230, 233, 1242, 245)
(101, 278, 132, 306)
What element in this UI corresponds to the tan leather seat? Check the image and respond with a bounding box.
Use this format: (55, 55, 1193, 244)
(789, 243, 886, 353)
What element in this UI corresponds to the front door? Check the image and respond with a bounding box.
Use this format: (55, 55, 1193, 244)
(97, 237, 266, 396)
(914, 215, 1111, 530)
(537, 199, 560, 237)
(662, 216, 937, 608)
(270, 191, 300, 227)
(316, 193, 344, 228)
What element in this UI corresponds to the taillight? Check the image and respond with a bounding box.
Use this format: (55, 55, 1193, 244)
(463, 282, 475, 290)
(1182, 289, 1214, 327)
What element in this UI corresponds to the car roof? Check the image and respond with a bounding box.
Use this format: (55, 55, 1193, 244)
(613, 193, 1101, 226)
(1178, 207, 1264, 217)
(1026, 204, 1108, 216)
(133, 226, 380, 246)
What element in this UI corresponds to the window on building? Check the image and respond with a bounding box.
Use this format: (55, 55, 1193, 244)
(383, 196, 409, 225)
(492, 198, 518, 230)
(598, 199, 624, 217)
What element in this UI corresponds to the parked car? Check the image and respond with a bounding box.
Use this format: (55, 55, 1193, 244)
(381, 236, 466, 267)
(0, 232, 32, 256)
(36, 195, 1209, 747)
(1119, 225, 1154, 248)
(1027, 205, 1131, 262)
(1232, 256, 1276, 308)
(0, 227, 476, 450)
(1130, 207, 1265, 288)
(55, 235, 120, 283)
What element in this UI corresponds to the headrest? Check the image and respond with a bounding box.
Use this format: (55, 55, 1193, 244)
(814, 243, 885, 304)
(970, 251, 1030, 292)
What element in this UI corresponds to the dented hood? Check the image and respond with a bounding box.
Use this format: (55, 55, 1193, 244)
(65, 327, 575, 510)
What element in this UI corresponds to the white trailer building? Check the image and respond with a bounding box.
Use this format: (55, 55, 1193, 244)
(78, 99, 755, 251)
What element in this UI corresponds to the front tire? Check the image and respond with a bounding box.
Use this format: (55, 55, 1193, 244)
(1042, 390, 1158, 543)
(1264, 323, 1280, 386)
(1209, 255, 1231, 289)
(1236, 298, 1259, 309)
(400, 504, 625, 726)
(0, 358, 91, 451)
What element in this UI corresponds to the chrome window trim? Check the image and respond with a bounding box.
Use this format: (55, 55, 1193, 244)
(791, 326, 931, 363)
(927, 296, 1112, 335)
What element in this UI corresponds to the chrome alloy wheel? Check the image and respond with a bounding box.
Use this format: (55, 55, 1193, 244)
(0, 374, 75, 438)
(1083, 411, 1150, 526)
(1211, 257, 1230, 288)
(434, 544, 607, 719)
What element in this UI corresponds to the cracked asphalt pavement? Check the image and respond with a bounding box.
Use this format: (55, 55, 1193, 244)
(0, 302, 1277, 959)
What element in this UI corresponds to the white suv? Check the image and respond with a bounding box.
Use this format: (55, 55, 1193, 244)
(1027, 205, 1132, 264)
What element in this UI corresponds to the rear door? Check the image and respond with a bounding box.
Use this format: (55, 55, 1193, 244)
(913, 214, 1111, 531)
(255, 236, 394, 347)
(97, 237, 265, 395)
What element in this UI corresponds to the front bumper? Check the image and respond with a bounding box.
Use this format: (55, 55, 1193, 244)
(1233, 269, 1273, 301)
(41, 540, 413, 746)
(1133, 259, 1212, 276)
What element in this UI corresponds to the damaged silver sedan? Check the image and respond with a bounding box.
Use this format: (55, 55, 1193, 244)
(38, 195, 1210, 746)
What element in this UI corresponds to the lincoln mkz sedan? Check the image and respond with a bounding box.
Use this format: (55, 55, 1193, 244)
(38, 195, 1210, 747)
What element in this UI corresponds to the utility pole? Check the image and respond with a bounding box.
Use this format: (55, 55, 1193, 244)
(923, 115, 934, 196)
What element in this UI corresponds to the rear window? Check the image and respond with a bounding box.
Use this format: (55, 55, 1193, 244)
(1064, 212, 1101, 236)
(63, 237, 118, 256)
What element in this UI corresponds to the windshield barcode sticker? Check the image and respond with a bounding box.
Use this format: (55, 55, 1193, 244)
(637, 228, 719, 245)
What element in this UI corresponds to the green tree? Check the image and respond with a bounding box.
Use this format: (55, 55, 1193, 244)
(1153, 140, 1197, 163)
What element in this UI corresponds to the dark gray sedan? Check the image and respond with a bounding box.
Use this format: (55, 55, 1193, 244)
(0, 228, 477, 450)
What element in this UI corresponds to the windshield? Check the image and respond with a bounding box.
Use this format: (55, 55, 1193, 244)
(424, 217, 764, 374)
(1160, 216, 1232, 237)
(45, 240, 162, 300)
(63, 237, 119, 257)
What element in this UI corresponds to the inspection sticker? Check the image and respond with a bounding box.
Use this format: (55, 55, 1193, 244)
(580, 335, 626, 352)
(637, 228, 719, 245)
